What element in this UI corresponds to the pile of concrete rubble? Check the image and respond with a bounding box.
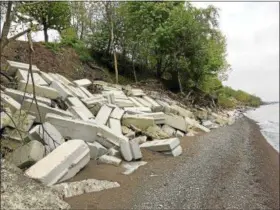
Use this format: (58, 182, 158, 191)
(1, 60, 241, 188)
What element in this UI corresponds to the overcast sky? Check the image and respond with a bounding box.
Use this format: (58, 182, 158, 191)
(12, 2, 279, 101)
(192, 2, 279, 102)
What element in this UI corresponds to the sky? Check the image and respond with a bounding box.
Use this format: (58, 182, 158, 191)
(6, 2, 280, 101)
(192, 2, 279, 102)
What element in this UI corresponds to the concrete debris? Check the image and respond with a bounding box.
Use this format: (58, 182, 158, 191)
(1, 92, 21, 113)
(110, 107, 125, 120)
(130, 139, 142, 160)
(50, 81, 73, 100)
(125, 131, 136, 140)
(87, 142, 108, 159)
(162, 145, 182, 157)
(25, 140, 90, 186)
(127, 88, 145, 96)
(108, 147, 121, 157)
(144, 125, 170, 139)
(6, 140, 45, 169)
(122, 114, 155, 130)
(6, 60, 40, 75)
(97, 155, 122, 166)
(124, 106, 152, 113)
(120, 138, 133, 161)
(52, 179, 120, 198)
(73, 78, 92, 88)
(175, 130, 185, 138)
(131, 136, 147, 144)
(109, 118, 122, 135)
(16, 69, 48, 86)
(95, 105, 113, 125)
(162, 124, 176, 137)
(140, 112, 165, 124)
(0, 109, 12, 129)
(140, 138, 180, 152)
(122, 161, 147, 175)
(122, 126, 133, 135)
(165, 114, 188, 132)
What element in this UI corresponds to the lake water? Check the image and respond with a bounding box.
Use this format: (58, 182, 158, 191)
(245, 103, 279, 152)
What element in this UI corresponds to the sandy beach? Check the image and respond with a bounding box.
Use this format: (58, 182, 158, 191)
(66, 117, 279, 209)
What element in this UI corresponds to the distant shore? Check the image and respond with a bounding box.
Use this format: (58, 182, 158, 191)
(65, 116, 279, 209)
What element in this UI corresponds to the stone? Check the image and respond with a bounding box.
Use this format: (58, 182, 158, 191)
(134, 97, 152, 108)
(142, 96, 161, 110)
(195, 110, 208, 120)
(25, 140, 90, 186)
(185, 117, 210, 133)
(18, 80, 59, 99)
(121, 126, 132, 135)
(109, 118, 122, 135)
(130, 140, 142, 160)
(127, 89, 145, 96)
(202, 120, 214, 128)
(125, 131, 135, 140)
(21, 99, 73, 122)
(128, 97, 143, 107)
(0, 109, 11, 129)
(170, 104, 194, 118)
(110, 107, 125, 120)
(1, 92, 21, 113)
(52, 179, 120, 198)
(28, 122, 65, 154)
(120, 138, 133, 161)
(162, 145, 182, 157)
(87, 142, 108, 159)
(115, 99, 135, 107)
(1, 159, 70, 210)
(95, 105, 113, 125)
(165, 114, 188, 132)
(175, 130, 185, 138)
(4, 88, 52, 106)
(38, 71, 54, 85)
(140, 112, 166, 124)
(140, 138, 180, 152)
(45, 113, 97, 142)
(121, 161, 147, 175)
(145, 125, 170, 139)
(7, 140, 45, 169)
(97, 155, 122, 166)
(131, 136, 147, 144)
(6, 60, 40, 75)
(73, 78, 92, 88)
(50, 81, 73, 100)
(162, 124, 176, 136)
(122, 114, 155, 130)
(16, 69, 48, 86)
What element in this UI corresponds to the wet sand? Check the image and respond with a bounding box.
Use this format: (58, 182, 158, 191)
(65, 117, 279, 209)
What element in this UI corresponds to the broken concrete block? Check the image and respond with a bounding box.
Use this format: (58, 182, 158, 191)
(88, 102, 104, 115)
(50, 81, 73, 100)
(165, 114, 188, 132)
(66, 85, 89, 99)
(52, 179, 120, 198)
(108, 148, 121, 157)
(45, 113, 97, 142)
(121, 126, 133, 135)
(131, 136, 147, 144)
(98, 124, 128, 147)
(93, 80, 108, 86)
(18, 80, 59, 99)
(87, 142, 108, 159)
(202, 120, 214, 128)
(185, 117, 210, 133)
(140, 112, 166, 124)
(95, 105, 113, 125)
(5, 88, 52, 106)
(128, 97, 143, 107)
(6, 60, 40, 75)
(73, 78, 92, 88)
(142, 96, 161, 110)
(66, 97, 94, 120)
(1, 92, 21, 113)
(109, 118, 122, 135)
(122, 161, 147, 175)
(79, 86, 93, 98)
(120, 138, 133, 161)
(130, 140, 142, 160)
(134, 97, 152, 108)
(82, 97, 106, 108)
(162, 145, 182, 157)
(107, 93, 115, 104)
(38, 71, 54, 85)
(0, 109, 11, 129)
(110, 107, 125, 120)
(115, 99, 135, 107)
(67, 106, 92, 121)
(28, 122, 65, 154)
(125, 131, 135, 140)
(140, 138, 180, 152)
(25, 140, 90, 186)
(127, 89, 145, 96)
(175, 130, 185, 138)
(122, 114, 155, 130)
(21, 99, 73, 122)
(170, 104, 194, 118)
(97, 155, 122, 166)
(162, 124, 176, 136)
(145, 125, 170, 139)
(7, 140, 45, 169)
(95, 133, 115, 149)
(55, 73, 73, 85)
(124, 107, 152, 113)
(16, 69, 48, 86)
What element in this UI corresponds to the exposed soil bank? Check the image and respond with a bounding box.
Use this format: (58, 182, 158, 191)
(66, 117, 279, 209)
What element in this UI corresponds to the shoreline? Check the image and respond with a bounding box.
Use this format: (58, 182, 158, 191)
(65, 116, 279, 209)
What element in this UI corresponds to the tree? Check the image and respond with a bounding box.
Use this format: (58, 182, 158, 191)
(20, 2, 71, 42)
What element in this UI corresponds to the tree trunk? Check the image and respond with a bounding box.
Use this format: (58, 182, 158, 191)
(132, 55, 137, 83)
(43, 25, 48, 43)
(80, 21, 84, 40)
(156, 56, 162, 78)
(178, 70, 183, 93)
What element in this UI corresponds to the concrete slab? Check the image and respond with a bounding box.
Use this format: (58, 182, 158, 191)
(98, 124, 128, 147)
(125, 131, 135, 140)
(108, 148, 121, 157)
(162, 145, 182, 157)
(22, 99, 73, 122)
(1, 92, 21, 113)
(87, 142, 108, 159)
(128, 97, 143, 107)
(5, 88, 52, 106)
(66, 85, 89, 99)
(79, 86, 93, 98)
(121, 161, 147, 175)
(28, 122, 65, 154)
(145, 125, 170, 139)
(120, 138, 133, 161)
(0, 109, 11, 129)
(162, 124, 176, 136)
(124, 107, 152, 113)
(73, 79, 92, 88)
(50, 81, 73, 100)
(140, 112, 166, 124)
(18, 80, 59, 99)
(165, 114, 188, 132)
(97, 155, 122, 166)
(55, 73, 73, 85)
(45, 113, 97, 142)
(7, 60, 40, 75)
(95, 133, 115, 149)
(140, 138, 180, 152)
(127, 89, 145, 96)
(38, 71, 54, 85)
(25, 140, 90, 186)
(66, 97, 94, 120)
(175, 130, 185, 138)
(110, 107, 125, 120)
(7, 140, 45, 169)
(130, 140, 142, 160)
(108, 118, 122, 135)
(115, 99, 135, 107)
(170, 104, 194, 118)
(131, 136, 147, 144)
(16, 69, 48, 86)
(134, 97, 152, 108)
(122, 114, 155, 130)
(95, 105, 113, 125)
(142, 96, 161, 110)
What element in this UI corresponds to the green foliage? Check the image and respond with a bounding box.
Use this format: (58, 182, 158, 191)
(217, 95, 237, 109)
